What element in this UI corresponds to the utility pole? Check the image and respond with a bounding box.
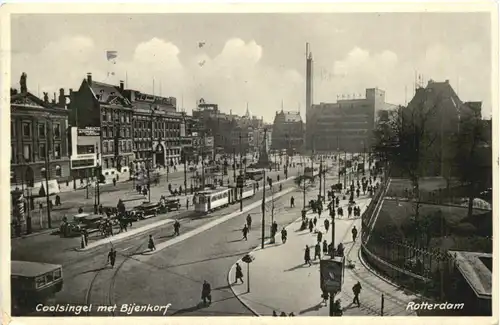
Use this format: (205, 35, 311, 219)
(43, 120, 52, 228)
(201, 133, 205, 189)
(183, 147, 188, 196)
(319, 155, 322, 200)
(148, 109, 155, 202)
(233, 147, 236, 183)
(329, 203, 336, 316)
(239, 133, 243, 212)
(343, 151, 347, 190)
(94, 142, 100, 214)
(261, 129, 267, 249)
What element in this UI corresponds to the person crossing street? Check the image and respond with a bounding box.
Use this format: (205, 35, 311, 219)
(352, 281, 362, 307)
(246, 214, 252, 230)
(107, 247, 117, 268)
(352, 226, 358, 242)
(242, 224, 249, 241)
(281, 227, 288, 244)
(234, 263, 244, 284)
(174, 220, 181, 236)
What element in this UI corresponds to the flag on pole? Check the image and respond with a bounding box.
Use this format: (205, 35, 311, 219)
(198, 41, 206, 48)
(106, 50, 118, 64)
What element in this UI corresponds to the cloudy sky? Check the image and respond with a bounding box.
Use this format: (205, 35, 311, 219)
(10, 12, 492, 122)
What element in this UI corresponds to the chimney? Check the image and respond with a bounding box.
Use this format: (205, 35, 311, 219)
(87, 73, 92, 85)
(58, 88, 65, 107)
(119, 80, 124, 92)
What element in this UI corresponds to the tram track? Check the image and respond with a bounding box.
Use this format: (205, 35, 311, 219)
(84, 241, 145, 316)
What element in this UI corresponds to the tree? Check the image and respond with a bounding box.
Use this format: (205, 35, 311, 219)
(372, 98, 439, 230)
(452, 111, 491, 218)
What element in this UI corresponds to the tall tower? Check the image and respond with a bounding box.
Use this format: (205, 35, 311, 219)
(305, 43, 314, 151)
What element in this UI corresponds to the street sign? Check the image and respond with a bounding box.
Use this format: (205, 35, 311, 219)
(320, 257, 344, 293)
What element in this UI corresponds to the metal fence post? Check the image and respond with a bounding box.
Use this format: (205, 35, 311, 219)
(381, 294, 384, 316)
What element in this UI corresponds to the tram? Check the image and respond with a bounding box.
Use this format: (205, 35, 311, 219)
(193, 182, 257, 213)
(11, 261, 63, 311)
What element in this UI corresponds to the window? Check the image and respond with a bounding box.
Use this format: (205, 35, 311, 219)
(53, 269, 62, 280)
(40, 167, 47, 179)
(53, 123, 61, 139)
(11, 170, 15, 183)
(126, 114, 130, 123)
(120, 113, 125, 123)
(107, 112, 112, 121)
(110, 127, 114, 138)
(54, 143, 61, 159)
(22, 122, 31, 137)
(55, 165, 62, 177)
(35, 276, 46, 289)
(109, 141, 114, 153)
(11, 121, 15, 138)
(77, 145, 94, 155)
(39, 144, 46, 159)
(103, 141, 108, 153)
(11, 146, 15, 164)
(102, 110, 107, 122)
(23, 144, 31, 162)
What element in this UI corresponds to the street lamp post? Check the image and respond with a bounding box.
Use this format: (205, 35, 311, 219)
(93, 142, 101, 214)
(261, 129, 267, 249)
(329, 204, 336, 316)
(38, 119, 52, 229)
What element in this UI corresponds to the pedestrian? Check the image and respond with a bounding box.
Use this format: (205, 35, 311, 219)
(324, 219, 330, 233)
(290, 196, 295, 208)
(234, 263, 244, 284)
(174, 220, 180, 236)
(304, 245, 312, 266)
(317, 231, 322, 243)
(107, 247, 117, 268)
(314, 242, 321, 260)
(356, 188, 360, 198)
(148, 234, 156, 251)
(301, 209, 306, 221)
(242, 224, 249, 240)
(322, 240, 328, 254)
(289, 312, 295, 316)
(308, 219, 314, 233)
(337, 242, 344, 257)
(272, 311, 277, 316)
(348, 205, 353, 218)
(281, 227, 287, 244)
(280, 312, 286, 317)
(313, 217, 317, 228)
(83, 228, 89, 246)
(246, 214, 252, 230)
(113, 178, 117, 186)
(352, 281, 362, 307)
(352, 226, 358, 242)
(78, 206, 83, 214)
(201, 280, 212, 305)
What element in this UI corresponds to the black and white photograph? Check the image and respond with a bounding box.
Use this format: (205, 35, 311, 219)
(2, 3, 497, 319)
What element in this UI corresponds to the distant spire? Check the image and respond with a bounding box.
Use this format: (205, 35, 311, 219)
(245, 102, 250, 117)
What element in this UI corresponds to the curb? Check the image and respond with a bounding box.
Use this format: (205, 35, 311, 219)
(76, 219, 175, 252)
(227, 189, 320, 317)
(11, 228, 56, 240)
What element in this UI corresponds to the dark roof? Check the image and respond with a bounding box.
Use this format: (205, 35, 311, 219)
(274, 110, 302, 123)
(87, 80, 131, 106)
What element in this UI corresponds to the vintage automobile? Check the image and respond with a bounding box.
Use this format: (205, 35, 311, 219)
(133, 202, 160, 219)
(165, 199, 181, 212)
(59, 213, 102, 238)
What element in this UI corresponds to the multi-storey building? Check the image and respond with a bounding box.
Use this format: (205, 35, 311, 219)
(69, 73, 134, 172)
(120, 89, 185, 167)
(308, 88, 398, 153)
(271, 109, 304, 153)
(10, 73, 71, 189)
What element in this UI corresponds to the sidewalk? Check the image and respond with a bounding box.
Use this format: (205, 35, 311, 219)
(228, 193, 418, 316)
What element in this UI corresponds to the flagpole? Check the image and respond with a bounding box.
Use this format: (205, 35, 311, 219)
(153, 78, 155, 96)
(126, 71, 128, 88)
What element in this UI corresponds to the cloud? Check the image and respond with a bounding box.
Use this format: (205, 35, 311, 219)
(313, 44, 490, 116)
(11, 37, 490, 122)
(11, 36, 304, 122)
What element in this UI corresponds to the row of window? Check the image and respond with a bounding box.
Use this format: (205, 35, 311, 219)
(11, 143, 62, 164)
(101, 126, 132, 139)
(133, 130, 181, 139)
(12, 121, 61, 139)
(102, 140, 133, 154)
(101, 109, 132, 124)
(133, 120, 181, 130)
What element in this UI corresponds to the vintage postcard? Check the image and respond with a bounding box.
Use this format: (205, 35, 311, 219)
(1, 2, 497, 324)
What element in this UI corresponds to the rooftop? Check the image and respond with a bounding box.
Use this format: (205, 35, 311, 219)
(448, 250, 492, 299)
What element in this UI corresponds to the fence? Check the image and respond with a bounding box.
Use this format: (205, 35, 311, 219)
(360, 177, 465, 300)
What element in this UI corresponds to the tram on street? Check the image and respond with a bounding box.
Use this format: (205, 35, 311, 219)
(193, 182, 257, 213)
(11, 261, 63, 310)
(246, 168, 265, 181)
